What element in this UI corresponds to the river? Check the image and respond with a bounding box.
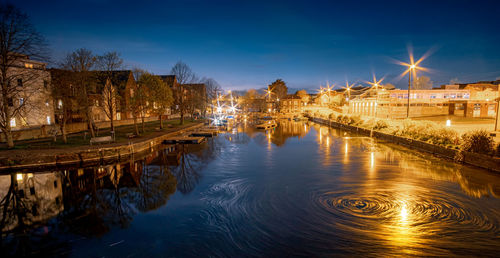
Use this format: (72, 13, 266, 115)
(1, 120, 499, 257)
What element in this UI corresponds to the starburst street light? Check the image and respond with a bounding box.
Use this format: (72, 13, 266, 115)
(396, 47, 432, 118)
(342, 80, 356, 101)
(365, 74, 385, 117)
(366, 73, 385, 90)
(317, 81, 335, 106)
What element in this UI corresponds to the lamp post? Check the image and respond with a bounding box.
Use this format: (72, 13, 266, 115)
(407, 64, 415, 118)
(495, 97, 500, 131)
(367, 74, 384, 118)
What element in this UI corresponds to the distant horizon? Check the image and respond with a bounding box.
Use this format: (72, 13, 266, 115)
(16, 0, 500, 91)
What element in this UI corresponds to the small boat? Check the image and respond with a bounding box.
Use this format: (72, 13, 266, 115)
(293, 116, 308, 121)
(256, 120, 277, 129)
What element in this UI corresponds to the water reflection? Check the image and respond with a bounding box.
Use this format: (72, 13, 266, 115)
(0, 141, 219, 256)
(1, 120, 500, 256)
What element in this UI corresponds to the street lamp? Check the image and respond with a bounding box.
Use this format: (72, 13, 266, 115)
(342, 80, 355, 101)
(366, 74, 385, 117)
(396, 48, 431, 118)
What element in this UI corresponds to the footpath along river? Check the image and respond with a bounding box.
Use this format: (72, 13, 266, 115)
(1, 120, 499, 257)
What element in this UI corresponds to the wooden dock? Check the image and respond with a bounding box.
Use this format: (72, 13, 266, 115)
(190, 130, 218, 137)
(163, 136, 206, 144)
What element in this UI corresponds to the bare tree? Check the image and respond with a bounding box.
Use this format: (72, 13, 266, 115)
(413, 75, 433, 90)
(140, 73, 172, 129)
(50, 69, 76, 143)
(96, 52, 123, 133)
(130, 67, 149, 134)
(0, 4, 49, 148)
(170, 61, 197, 125)
(202, 77, 221, 115)
(60, 48, 96, 137)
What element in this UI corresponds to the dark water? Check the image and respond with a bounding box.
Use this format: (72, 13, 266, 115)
(1, 120, 500, 257)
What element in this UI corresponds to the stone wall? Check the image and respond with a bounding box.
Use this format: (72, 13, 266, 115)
(311, 117, 500, 173)
(0, 122, 204, 171)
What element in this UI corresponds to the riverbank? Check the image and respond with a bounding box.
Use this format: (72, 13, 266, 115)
(0, 121, 204, 172)
(310, 117, 500, 173)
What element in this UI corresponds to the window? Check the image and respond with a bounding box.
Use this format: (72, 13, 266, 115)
(54, 180, 58, 188)
(46, 116, 51, 124)
(10, 118, 16, 127)
(19, 98, 24, 105)
(17, 78, 22, 87)
(24, 63, 33, 69)
(430, 94, 436, 99)
(116, 112, 121, 120)
(58, 99, 63, 109)
(8, 98, 13, 106)
(43, 80, 48, 89)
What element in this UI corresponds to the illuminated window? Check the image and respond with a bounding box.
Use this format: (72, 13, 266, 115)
(10, 118, 16, 127)
(19, 98, 24, 105)
(46, 116, 51, 124)
(24, 63, 34, 69)
(58, 99, 63, 109)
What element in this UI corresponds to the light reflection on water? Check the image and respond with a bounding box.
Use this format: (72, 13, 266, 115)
(1, 120, 500, 256)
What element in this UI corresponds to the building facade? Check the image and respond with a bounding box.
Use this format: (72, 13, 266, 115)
(4, 55, 54, 130)
(348, 82, 499, 119)
(280, 95, 304, 113)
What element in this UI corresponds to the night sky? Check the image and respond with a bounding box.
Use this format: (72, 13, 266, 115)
(15, 0, 500, 91)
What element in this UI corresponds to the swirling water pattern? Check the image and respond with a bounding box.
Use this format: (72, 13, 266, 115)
(11, 121, 499, 257)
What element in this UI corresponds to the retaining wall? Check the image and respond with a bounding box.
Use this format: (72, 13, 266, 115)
(310, 117, 500, 173)
(0, 122, 204, 172)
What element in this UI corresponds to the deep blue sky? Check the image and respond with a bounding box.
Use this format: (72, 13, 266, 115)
(16, 0, 500, 91)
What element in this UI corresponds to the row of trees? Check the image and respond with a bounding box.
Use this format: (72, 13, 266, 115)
(54, 50, 219, 143)
(54, 48, 127, 142)
(0, 4, 221, 148)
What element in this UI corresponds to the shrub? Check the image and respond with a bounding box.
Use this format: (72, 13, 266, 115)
(336, 115, 344, 123)
(459, 130, 494, 155)
(341, 115, 351, 125)
(350, 115, 362, 126)
(372, 120, 387, 130)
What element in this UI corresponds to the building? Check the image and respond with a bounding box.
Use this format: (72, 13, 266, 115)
(348, 81, 499, 119)
(280, 95, 304, 113)
(4, 54, 54, 130)
(50, 69, 138, 123)
(159, 75, 207, 117)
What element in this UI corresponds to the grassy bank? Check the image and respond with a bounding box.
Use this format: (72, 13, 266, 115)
(1, 119, 197, 150)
